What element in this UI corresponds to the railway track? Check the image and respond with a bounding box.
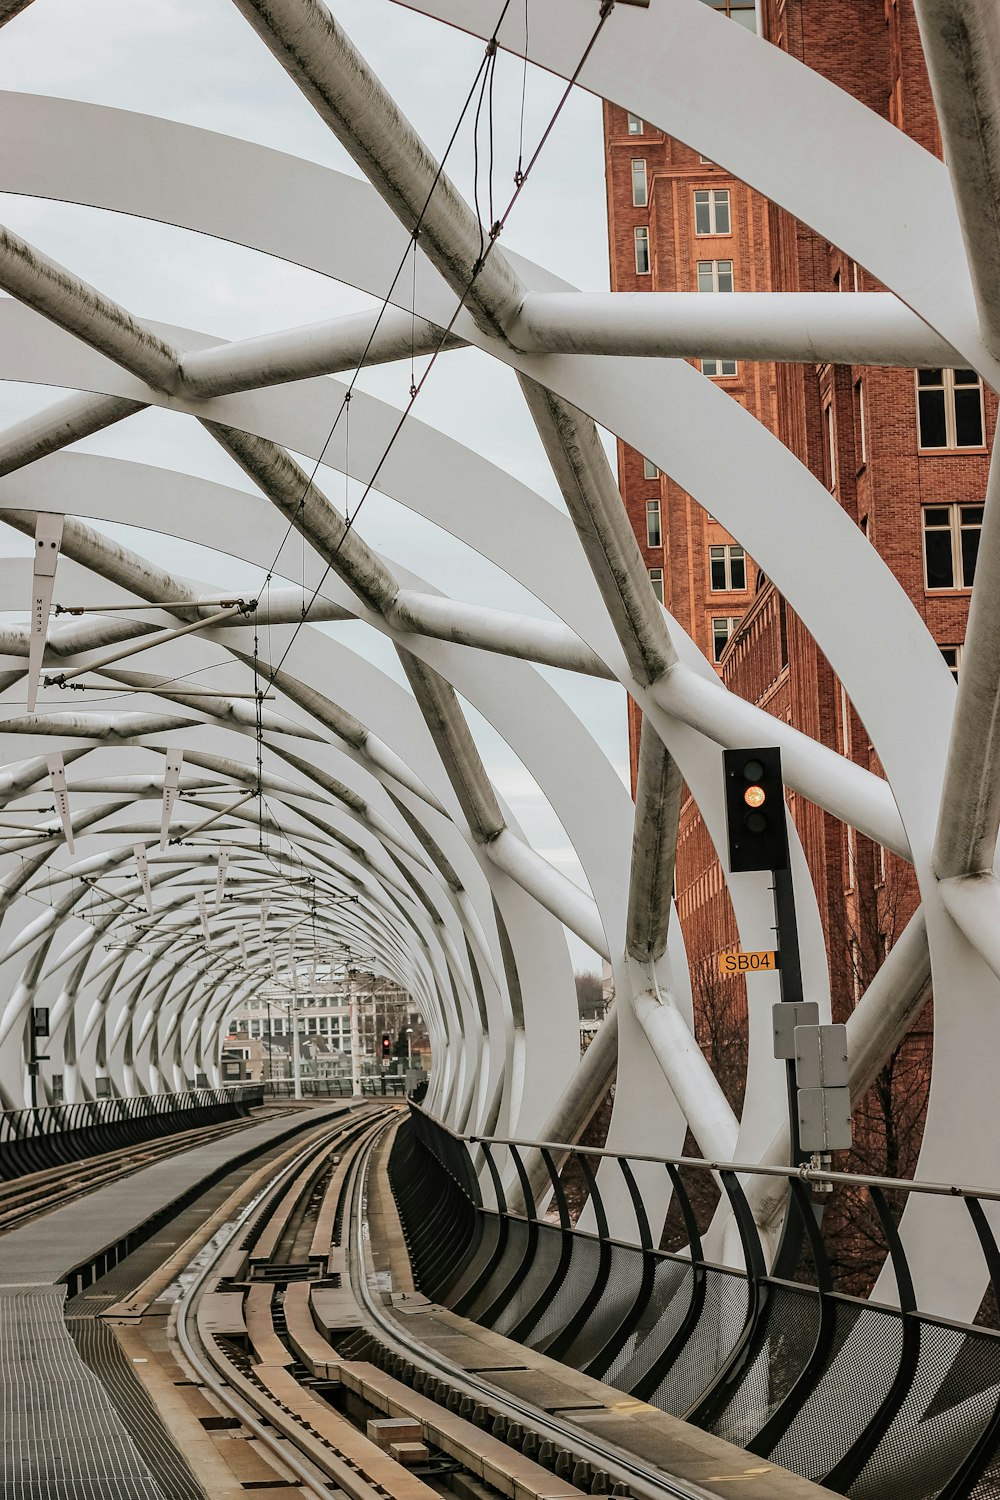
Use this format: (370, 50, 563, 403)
(175, 1108, 719, 1500)
(0, 1104, 297, 1232)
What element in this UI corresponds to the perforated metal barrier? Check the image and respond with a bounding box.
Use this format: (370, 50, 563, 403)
(389, 1108, 1000, 1500)
(0, 1084, 264, 1178)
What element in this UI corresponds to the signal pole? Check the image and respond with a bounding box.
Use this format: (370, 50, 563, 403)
(348, 969, 361, 1097)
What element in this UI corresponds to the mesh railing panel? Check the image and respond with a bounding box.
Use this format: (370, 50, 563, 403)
(525, 1232, 603, 1352)
(602, 1256, 691, 1390)
(394, 1110, 1000, 1500)
(647, 1267, 750, 1416)
(848, 1324, 1000, 1500)
(491, 1220, 566, 1336)
(560, 1240, 648, 1372)
(768, 1301, 901, 1480)
(463, 1217, 531, 1321)
(707, 1283, 821, 1449)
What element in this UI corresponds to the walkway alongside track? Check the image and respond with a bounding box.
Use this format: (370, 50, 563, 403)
(174, 1108, 831, 1500)
(0, 1100, 364, 1499)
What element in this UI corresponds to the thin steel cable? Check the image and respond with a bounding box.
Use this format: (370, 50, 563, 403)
(260, 0, 618, 692)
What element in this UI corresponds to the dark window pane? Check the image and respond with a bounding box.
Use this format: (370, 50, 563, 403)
(730, 554, 746, 590)
(961, 525, 981, 587)
(954, 388, 983, 446)
(918, 389, 947, 447)
(714, 192, 731, 233)
(710, 557, 726, 590)
(961, 507, 984, 525)
(924, 530, 954, 589)
(713, 623, 728, 661)
(925, 507, 950, 527)
(717, 261, 734, 292)
(917, 369, 943, 387)
(954, 368, 978, 385)
(694, 193, 711, 234)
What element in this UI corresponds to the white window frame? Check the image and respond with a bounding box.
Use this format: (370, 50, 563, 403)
(642, 457, 660, 479)
(701, 357, 738, 377)
(922, 503, 983, 591)
(824, 400, 837, 490)
(697, 259, 734, 292)
(645, 498, 661, 548)
(709, 543, 746, 592)
(694, 188, 731, 236)
(711, 615, 741, 662)
(649, 566, 664, 603)
(634, 225, 650, 275)
(855, 377, 867, 466)
(631, 158, 648, 207)
(916, 368, 985, 451)
(627, 113, 644, 135)
(940, 643, 964, 680)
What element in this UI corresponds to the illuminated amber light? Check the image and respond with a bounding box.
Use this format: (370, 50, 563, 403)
(744, 785, 766, 809)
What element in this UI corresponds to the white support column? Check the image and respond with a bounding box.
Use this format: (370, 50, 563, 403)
(230, 0, 525, 338)
(913, 0, 1000, 359)
(509, 291, 962, 367)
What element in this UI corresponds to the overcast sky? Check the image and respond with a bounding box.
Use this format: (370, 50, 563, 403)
(0, 0, 628, 971)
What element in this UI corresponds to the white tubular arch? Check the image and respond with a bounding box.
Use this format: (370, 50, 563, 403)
(0, 0, 997, 1325)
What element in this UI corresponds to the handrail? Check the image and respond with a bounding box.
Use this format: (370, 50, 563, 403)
(393, 1107, 1000, 1500)
(467, 1130, 1000, 1205)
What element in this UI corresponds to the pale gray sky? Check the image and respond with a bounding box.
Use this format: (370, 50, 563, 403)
(0, 0, 629, 970)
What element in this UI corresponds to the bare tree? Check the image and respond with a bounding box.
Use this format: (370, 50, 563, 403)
(823, 842, 931, 1295)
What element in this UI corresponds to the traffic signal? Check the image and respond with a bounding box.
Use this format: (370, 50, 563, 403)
(723, 747, 788, 872)
(381, 1032, 392, 1059)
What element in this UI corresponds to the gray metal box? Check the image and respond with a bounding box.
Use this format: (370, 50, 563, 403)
(794, 1023, 849, 1088)
(772, 1000, 820, 1059)
(797, 1086, 853, 1152)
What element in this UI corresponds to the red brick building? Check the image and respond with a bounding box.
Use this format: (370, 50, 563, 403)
(604, 0, 995, 1173)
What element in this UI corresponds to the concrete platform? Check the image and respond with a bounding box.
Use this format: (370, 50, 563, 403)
(0, 1102, 351, 1289)
(0, 1103, 354, 1499)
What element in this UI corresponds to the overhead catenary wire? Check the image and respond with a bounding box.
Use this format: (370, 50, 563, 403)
(260, 0, 618, 693)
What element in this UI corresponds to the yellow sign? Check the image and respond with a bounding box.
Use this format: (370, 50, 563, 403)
(718, 950, 779, 975)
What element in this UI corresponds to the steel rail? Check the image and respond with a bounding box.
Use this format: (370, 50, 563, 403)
(346, 1123, 721, 1500)
(174, 1120, 366, 1500)
(171, 1108, 718, 1500)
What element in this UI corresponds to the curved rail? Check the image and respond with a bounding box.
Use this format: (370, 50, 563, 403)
(171, 1104, 728, 1500)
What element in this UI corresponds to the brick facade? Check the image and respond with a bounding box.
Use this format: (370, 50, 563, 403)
(604, 2, 994, 1181)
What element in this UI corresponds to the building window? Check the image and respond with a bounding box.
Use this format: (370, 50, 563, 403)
(643, 457, 660, 479)
(699, 0, 757, 26)
(923, 503, 982, 590)
(712, 615, 741, 661)
(940, 644, 964, 680)
(694, 188, 731, 235)
(646, 498, 661, 547)
(701, 357, 738, 377)
(634, 226, 650, 274)
(627, 113, 644, 135)
(631, 159, 648, 207)
(709, 543, 746, 591)
(697, 259, 734, 292)
(649, 567, 664, 603)
(823, 400, 836, 489)
(854, 377, 867, 467)
(917, 368, 984, 449)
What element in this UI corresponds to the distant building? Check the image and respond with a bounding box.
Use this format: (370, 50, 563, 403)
(225, 969, 428, 1081)
(602, 0, 979, 1173)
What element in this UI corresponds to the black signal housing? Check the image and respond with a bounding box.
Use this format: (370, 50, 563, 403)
(723, 747, 789, 872)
